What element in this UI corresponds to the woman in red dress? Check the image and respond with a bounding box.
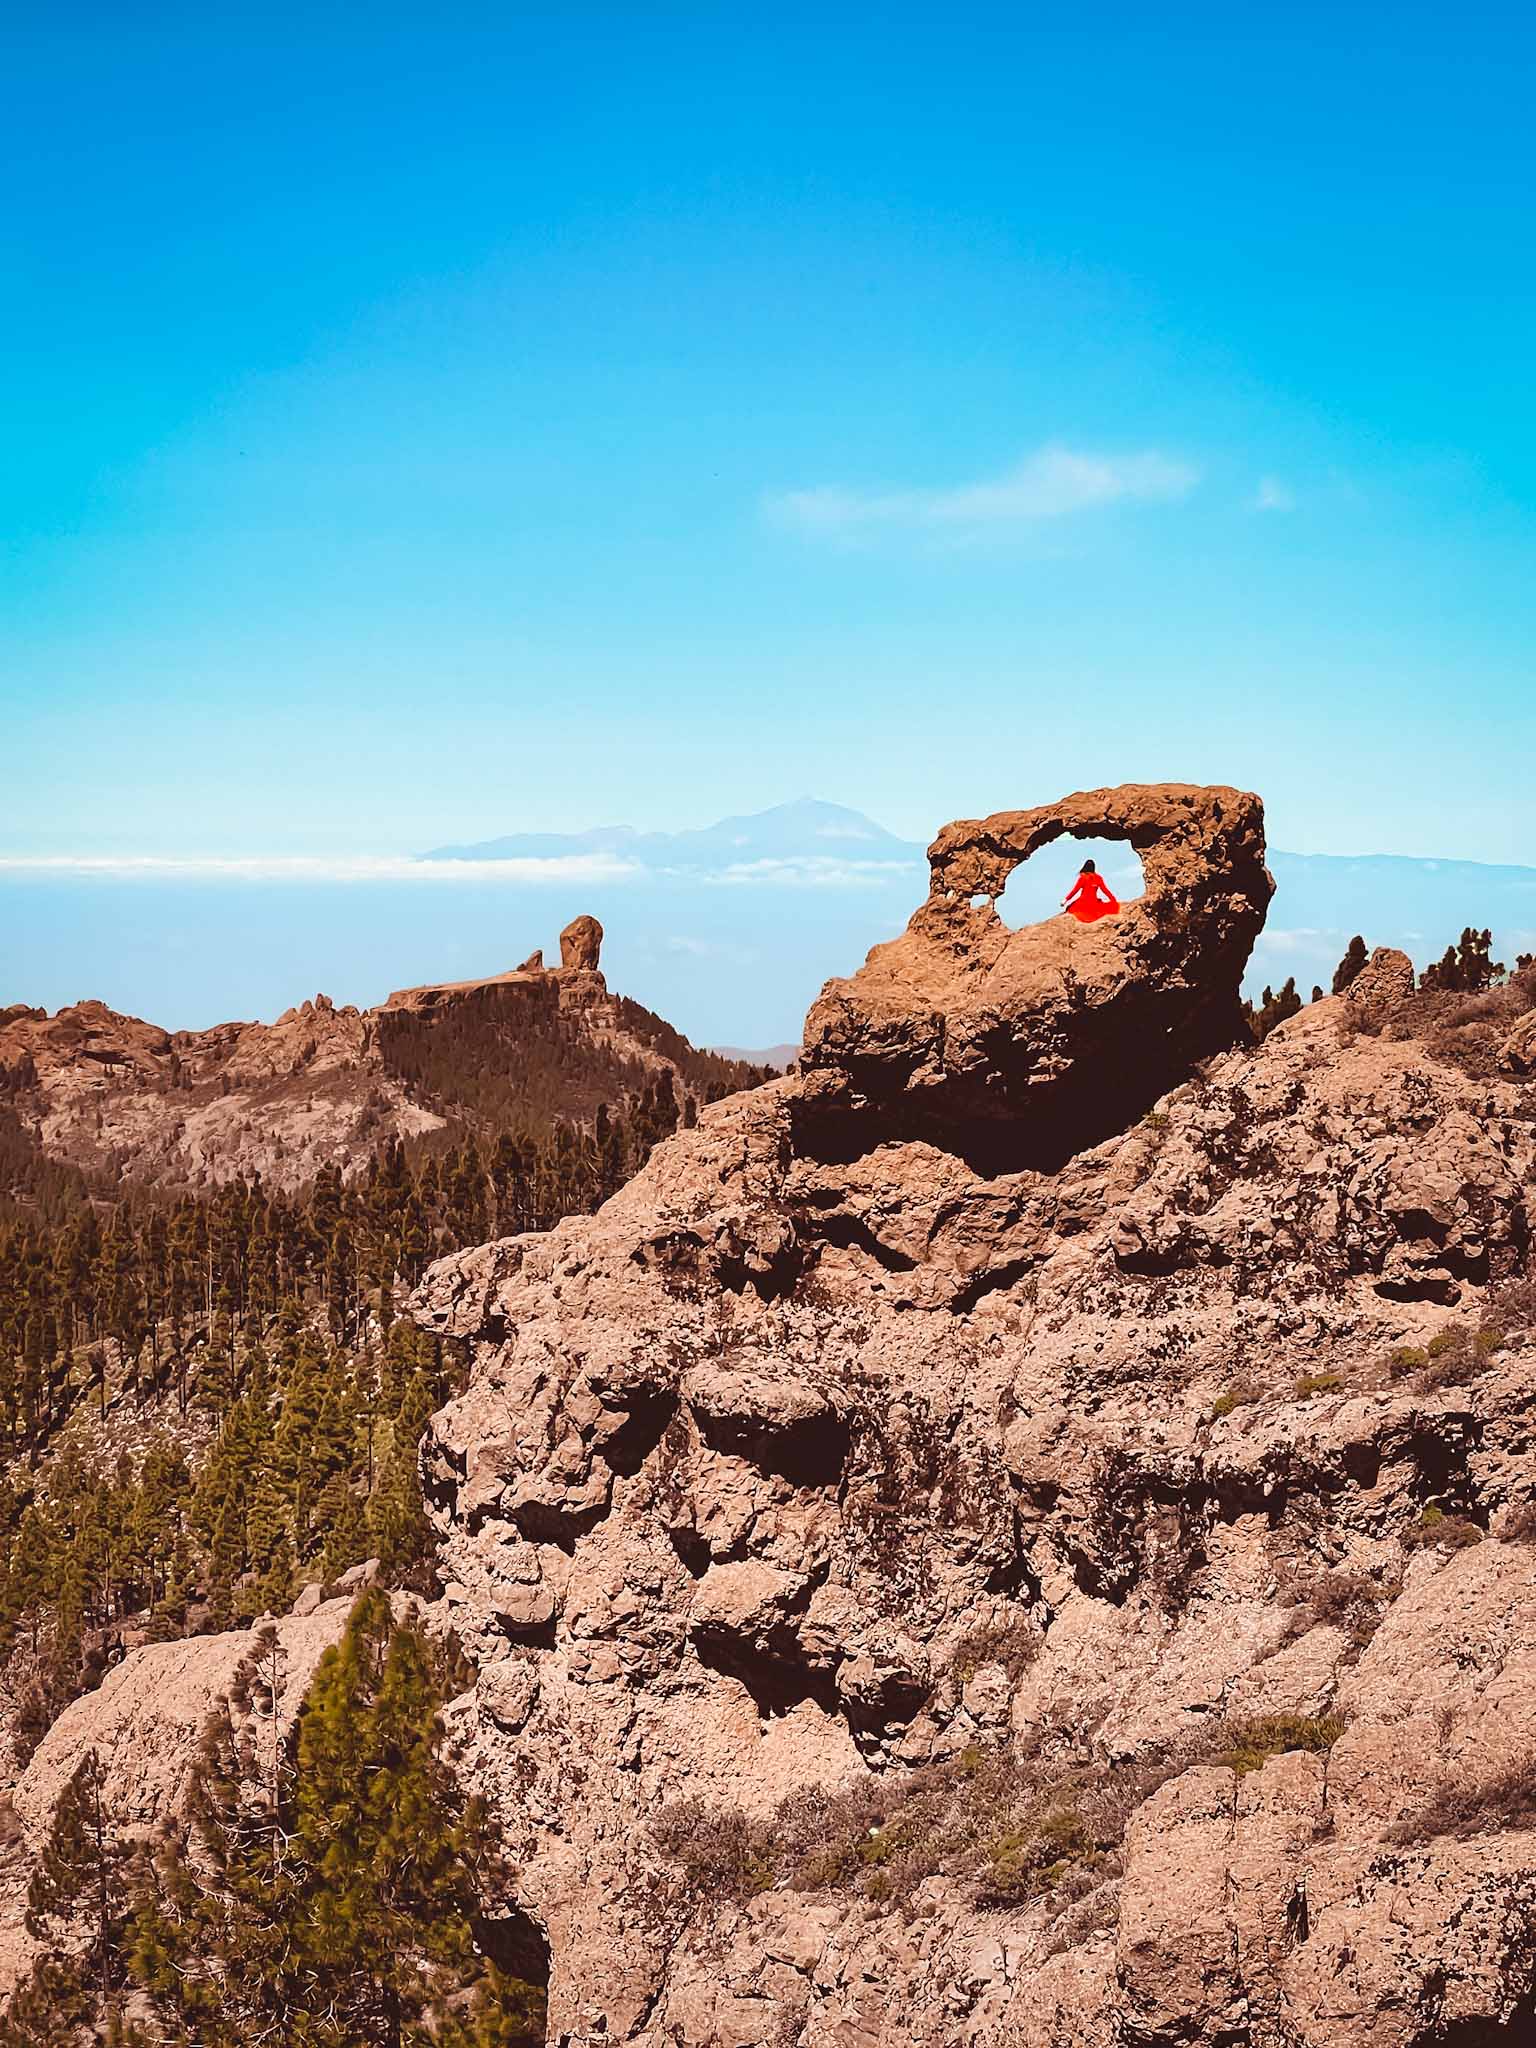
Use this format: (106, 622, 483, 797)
(1063, 858, 1120, 924)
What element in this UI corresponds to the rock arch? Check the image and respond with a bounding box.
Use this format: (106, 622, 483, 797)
(797, 782, 1273, 1168)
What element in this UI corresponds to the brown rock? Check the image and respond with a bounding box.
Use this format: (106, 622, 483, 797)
(0, 921, 727, 1194)
(1345, 945, 1416, 1012)
(395, 795, 1536, 2044)
(797, 782, 1272, 1165)
(559, 914, 604, 971)
(1499, 1008, 1536, 1076)
(517, 948, 546, 973)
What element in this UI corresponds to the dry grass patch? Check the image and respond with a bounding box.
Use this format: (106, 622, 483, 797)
(1389, 1761, 1536, 1844)
(1304, 1570, 1398, 1648)
(1402, 1506, 1484, 1553)
(950, 1618, 1041, 1684)
(1212, 1713, 1345, 1776)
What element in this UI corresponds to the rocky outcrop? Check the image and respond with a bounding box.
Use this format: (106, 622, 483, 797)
(402, 790, 1536, 2048)
(1345, 945, 1416, 1014)
(0, 1601, 352, 1995)
(798, 783, 1273, 1166)
(0, 918, 738, 1192)
(560, 915, 604, 971)
(9, 786, 1535, 2045)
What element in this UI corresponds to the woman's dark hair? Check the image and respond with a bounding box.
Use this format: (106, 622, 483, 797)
(1080, 858, 1097, 874)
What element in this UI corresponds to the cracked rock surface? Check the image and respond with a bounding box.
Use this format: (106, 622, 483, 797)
(413, 859, 1536, 2048)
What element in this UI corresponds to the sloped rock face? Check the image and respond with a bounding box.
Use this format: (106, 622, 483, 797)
(413, 802, 1536, 2048)
(798, 782, 1273, 1166)
(0, 1601, 352, 1995)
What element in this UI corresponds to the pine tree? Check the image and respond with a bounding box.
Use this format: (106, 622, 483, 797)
(292, 1590, 509, 2044)
(1421, 926, 1505, 994)
(0, 1955, 91, 2046)
(318, 1473, 368, 1579)
(128, 1627, 302, 2042)
(126, 1594, 545, 2047)
(1331, 934, 1368, 994)
(369, 1374, 435, 1585)
(25, 1748, 128, 2013)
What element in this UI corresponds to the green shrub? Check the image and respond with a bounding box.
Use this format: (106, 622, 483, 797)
(1411, 1322, 1501, 1391)
(1211, 1380, 1264, 1419)
(1292, 1371, 1344, 1400)
(978, 1805, 1093, 1905)
(1213, 1713, 1345, 1776)
(1388, 1346, 1429, 1380)
(651, 1799, 774, 1899)
(1402, 1506, 1484, 1552)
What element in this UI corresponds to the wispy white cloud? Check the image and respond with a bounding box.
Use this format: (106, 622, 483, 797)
(0, 848, 926, 892)
(0, 852, 641, 885)
(695, 855, 922, 889)
(767, 443, 1200, 540)
(1254, 476, 1297, 512)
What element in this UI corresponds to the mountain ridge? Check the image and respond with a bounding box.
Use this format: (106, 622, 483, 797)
(0, 926, 768, 1199)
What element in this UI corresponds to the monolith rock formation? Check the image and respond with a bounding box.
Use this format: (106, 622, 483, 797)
(0, 914, 751, 1191)
(560, 914, 605, 972)
(799, 783, 1273, 1166)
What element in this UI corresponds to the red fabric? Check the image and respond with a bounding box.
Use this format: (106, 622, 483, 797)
(1063, 871, 1120, 923)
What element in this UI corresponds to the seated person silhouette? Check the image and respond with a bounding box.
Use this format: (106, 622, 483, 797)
(1063, 858, 1120, 924)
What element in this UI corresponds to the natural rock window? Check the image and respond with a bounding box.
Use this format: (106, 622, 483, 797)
(990, 834, 1146, 930)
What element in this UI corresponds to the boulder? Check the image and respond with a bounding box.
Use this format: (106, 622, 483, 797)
(1345, 945, 1416, 1013)
(797, 782, 1272, 1165)
(559, 915, 604, 971)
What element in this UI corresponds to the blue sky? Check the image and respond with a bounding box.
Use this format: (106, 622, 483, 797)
(4, 2, 1536, 885)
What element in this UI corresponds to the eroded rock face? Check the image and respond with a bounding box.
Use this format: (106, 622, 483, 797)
(0, 924, 695, 1193)
(1346, 945, 1416, 1013)
(797, 782, 1273, 1165)
(412, 982, 1536, 2047)
(560, 915, 604, 971)
(0, 1602, 352, 1995)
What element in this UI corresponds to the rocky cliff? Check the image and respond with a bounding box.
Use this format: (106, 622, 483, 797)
(408, 784, 1536, 2046)
(0, 917, 760, 1193)
(9, 784, 1536, 2046)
